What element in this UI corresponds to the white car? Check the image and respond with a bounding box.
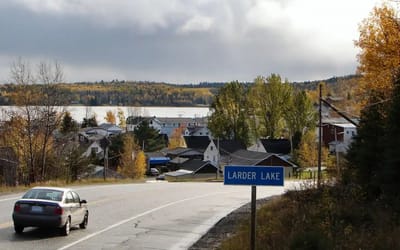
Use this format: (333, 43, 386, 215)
(12, 186, 89, 236)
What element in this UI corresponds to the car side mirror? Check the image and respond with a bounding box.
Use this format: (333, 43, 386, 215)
(80, 199, 87, 204)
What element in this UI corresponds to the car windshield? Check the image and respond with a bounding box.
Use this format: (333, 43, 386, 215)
(22, 189, 63, 201)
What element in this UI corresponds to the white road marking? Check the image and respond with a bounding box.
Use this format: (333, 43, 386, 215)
(0, 196, 19, 202)
(57, 191, 233, 250)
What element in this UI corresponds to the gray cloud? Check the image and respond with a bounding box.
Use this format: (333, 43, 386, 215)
(0, 0, 379, 84)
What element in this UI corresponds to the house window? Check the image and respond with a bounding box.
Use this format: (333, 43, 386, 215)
(210, 146, 214, 151)
(91, 147, 98, 154)
(199, 132, 203, 135)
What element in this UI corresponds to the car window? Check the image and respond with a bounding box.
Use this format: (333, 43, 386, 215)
(65, 192, 74, 203)
(22, 189, 63, 201)
(71, 191, 80, 203)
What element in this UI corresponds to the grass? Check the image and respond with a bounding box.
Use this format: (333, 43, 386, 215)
(0, 178, 146, 195)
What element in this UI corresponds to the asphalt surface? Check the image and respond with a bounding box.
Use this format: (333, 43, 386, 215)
(0, 181, 297, 250)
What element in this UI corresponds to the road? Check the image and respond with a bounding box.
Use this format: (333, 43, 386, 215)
(0, 180, 297, 250)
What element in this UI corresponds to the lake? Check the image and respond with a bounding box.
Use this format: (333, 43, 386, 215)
(0, 106, 211, 124)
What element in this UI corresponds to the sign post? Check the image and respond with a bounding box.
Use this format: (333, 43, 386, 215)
(224, 166, 284, 250)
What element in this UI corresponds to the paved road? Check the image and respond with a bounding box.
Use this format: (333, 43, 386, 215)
(0, 181, 297, 250)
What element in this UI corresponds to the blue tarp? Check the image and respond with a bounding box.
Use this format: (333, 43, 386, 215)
(149, 157, 170, 165)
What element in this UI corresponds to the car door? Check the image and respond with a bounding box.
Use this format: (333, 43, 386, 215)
(71, 191, 85, 224)
(65, 191, 79, 225)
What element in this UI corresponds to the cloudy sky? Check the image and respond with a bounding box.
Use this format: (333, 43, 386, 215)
(0, 0, 385, 84)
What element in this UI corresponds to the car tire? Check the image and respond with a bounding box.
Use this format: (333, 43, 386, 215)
(60, 217, 71, 236)
(79, 212, 88, 229)
(14, 225, 24, 234)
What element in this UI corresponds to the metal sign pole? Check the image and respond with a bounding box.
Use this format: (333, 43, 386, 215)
(251, 185, 256, 250)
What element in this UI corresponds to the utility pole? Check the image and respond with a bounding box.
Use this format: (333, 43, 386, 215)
(216, 138, 220, 179)
(318, 84, 322, 188)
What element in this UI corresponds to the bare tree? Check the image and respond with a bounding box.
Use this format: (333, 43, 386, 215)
(7, 58, 66, 183)
(37, 61, 66, 180)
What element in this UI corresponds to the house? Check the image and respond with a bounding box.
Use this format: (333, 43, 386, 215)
(248, 139, 291, 155)
(126, 116, 154, 132)
(79, 127, 108, 141)
(81, 135, 111, 159)
(163, 147, 204, 171)
(183, 126, 211, 137)
(204, 139, 247, 167)
(99, 123, 123, 136)
(183, 136, 211, 152)
(126, 116, 209, 138)
(322, 121, 357, 153)
(226, 149, 297, 178)
(164, 159, 219, 181)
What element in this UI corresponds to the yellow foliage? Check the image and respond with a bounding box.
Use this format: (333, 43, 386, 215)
(168, 126, 186, 149)
(355, 4, 400, 103)
(133, 151, 147, 179)
(104, 110, 116, 124)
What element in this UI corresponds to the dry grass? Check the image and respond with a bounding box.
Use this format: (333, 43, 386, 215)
(0, 178, 145, 195)
(219, 184, 400, 250)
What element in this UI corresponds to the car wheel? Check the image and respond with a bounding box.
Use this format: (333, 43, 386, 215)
(79, 212, 88, 229)
(14, 225, 24, 234)
(60, 217, 71, 236)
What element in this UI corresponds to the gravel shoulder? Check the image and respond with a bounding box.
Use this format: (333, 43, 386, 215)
(189, 196, 278, 250)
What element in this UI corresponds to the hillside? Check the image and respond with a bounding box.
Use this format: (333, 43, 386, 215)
(0, 75, 359, 106)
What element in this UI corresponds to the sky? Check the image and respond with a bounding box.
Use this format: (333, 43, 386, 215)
(0, 0, 387, 84)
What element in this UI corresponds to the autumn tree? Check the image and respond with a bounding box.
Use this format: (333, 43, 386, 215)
(294, 131, 333, 174)
(6, 58, 66, 183)
(355, 3, 400, 103)
(105, 110, 116, 124)
(117, 108, 126, 128)
(248, 74, 292, 139)
(208, 81, 250, 145)
(133, 150, 147, 179)
(118, 134, 137, 178)
(168, 125, 186, 149)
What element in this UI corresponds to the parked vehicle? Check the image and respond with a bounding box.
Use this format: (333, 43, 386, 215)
(156, 174, 165, 181)
(146, 168, 160, 176)
(12, 187, 89, 236)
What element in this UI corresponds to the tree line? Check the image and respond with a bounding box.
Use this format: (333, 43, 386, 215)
(0, 74, 358, 107)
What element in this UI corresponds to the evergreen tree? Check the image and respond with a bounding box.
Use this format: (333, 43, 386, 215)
(382, 77, 400, 200)
(133, 120, 166, 152)
(81, 115, 98, 128)
(345, 91, 387, 199)
(60, 111, 78, 134)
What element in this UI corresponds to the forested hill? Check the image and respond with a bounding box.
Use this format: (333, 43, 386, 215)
(0, 75, 358, 106)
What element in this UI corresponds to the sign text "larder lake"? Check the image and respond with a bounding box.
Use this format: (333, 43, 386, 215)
(224, 166, 284, 186)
